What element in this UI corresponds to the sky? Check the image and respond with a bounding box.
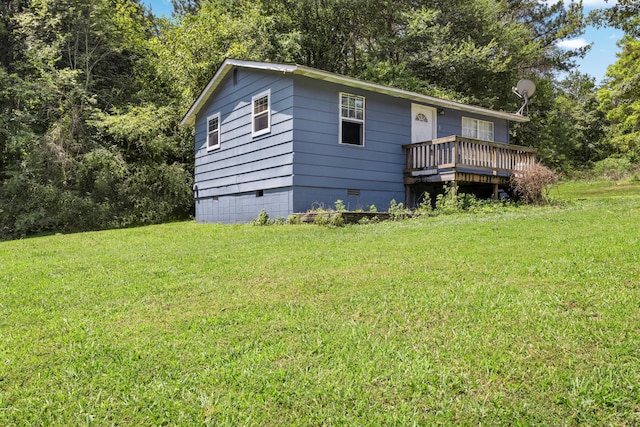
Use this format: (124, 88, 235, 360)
(558, 0, 623, 83)
(141, 0, 622, 84)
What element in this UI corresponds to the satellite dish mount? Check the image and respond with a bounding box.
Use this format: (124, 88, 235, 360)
(512, 79, 536, 116)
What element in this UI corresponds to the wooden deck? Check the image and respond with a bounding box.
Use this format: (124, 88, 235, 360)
(403, 135, 537, 185)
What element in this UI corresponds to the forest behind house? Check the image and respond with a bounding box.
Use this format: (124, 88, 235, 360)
(1, 0, 639, 240)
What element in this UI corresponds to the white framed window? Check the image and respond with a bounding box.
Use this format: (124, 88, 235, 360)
(339, 93, 365, 146)
(207, 113, 221, 151)
(252, 89, 271, 137)
(462, 117, 494, 142)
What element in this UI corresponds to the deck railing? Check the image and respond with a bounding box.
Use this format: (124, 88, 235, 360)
(403, 135, 537, 175)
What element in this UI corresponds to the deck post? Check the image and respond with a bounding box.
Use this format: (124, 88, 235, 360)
(405, 184, 411, 208)
(450, 180, 457, 197)
(492, 183, 499, 200)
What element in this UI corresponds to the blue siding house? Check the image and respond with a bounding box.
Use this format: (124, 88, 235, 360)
(181, 59, 536, 223)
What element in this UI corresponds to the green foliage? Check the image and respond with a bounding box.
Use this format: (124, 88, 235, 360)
(252, 209, 272, 226)
(328, 211, 344, 227)
(312, 212, 329, 226)
(334, 199, 346, 212)
(414, 195, 433, 216)
(357, 215, 379, 225)
(430, 185, 517, 214)
(388, 199, 410, 221)
(149, 1, 275, 105)
(511, 73, 612, 174)
(260, 0, 587, 113)
(592, 157, 636, 180)
(286, 214, 301, 224)
(311, 211, 344, 227)
(598, 37, 640, 163)
(434, 185, 462, 214)
(590, 0, 640, 38)
(0, 0, 195, 240)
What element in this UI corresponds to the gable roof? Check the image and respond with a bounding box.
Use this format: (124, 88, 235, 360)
(181, 58, 530, 126)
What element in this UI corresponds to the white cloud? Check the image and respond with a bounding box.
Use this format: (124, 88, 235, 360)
(557, 38, 590, 49)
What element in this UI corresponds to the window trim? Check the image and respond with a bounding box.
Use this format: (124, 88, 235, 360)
(339, 92, 365, 147)
(462, 117, 494, 142)
(252, 89, 271, 137)
(206, 112, 221, 151)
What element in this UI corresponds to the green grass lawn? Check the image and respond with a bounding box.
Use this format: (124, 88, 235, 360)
(1, 181, 640, 425)
(551, 178, 640, 199)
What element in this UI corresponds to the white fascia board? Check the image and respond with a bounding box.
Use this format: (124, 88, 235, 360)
(181, 59, 529, 126)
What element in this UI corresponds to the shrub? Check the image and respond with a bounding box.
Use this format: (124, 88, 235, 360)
(287, 214, 301, 224)
(510, 162, 559, 205)
(592, 157, 634, 180)
(328, 212, 344, 227)
(434, 185, 461, 214)
(388, 199, 410, 220)
(273, 216, 287, 225)
(334, 200, 346, 212)
(414, 195, 433, 216)
(252, 209, 272, 226)
(313, 212, 329, 226)
(358, 215, 379, 225)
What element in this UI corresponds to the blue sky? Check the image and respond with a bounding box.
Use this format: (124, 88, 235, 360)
(558, 0, 622, 83)
(142, 0, 622, 84)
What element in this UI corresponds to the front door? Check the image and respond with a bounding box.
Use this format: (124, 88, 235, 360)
(411, 104, 437, 143)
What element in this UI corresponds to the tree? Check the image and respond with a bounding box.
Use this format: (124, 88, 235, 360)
(556, 73, 610, 167)
(590, 0, 640, 38)
(149, 0, 275, 106)
(170, 0, 201, 16)
(260, 0, 587, 113)
(1, 0, 195, 239)
(598, 37, 640, 162)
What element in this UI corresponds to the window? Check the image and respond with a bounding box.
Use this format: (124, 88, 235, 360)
(252, 90, 271, 137)
(415, 113, 429, 123)
(462, 117, 494, 142)
(340, 93, 365, 146)
(207, 113, 220, 150)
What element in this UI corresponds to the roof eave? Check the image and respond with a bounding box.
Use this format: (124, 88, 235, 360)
(293, 66, 529, 123)
(180, 59, 530, 126)
(180, 59, 298, 126)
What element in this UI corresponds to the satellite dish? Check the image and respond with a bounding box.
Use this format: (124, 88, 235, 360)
(515, 79, 536, 98)
(512, 79, 536, 116)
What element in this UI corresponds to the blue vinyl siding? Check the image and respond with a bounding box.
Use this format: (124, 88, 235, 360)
(290, 75, 407, 212)
(193, 68, 295, 221)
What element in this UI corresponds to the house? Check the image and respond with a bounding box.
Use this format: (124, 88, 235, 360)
(181, 59, 536, 223)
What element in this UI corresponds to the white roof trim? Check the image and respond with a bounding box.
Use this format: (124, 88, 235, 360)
(180, 58, 530, 126)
